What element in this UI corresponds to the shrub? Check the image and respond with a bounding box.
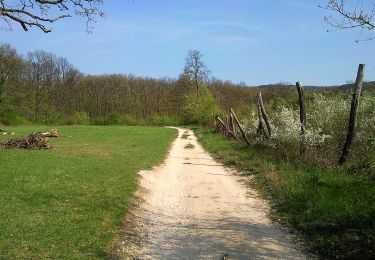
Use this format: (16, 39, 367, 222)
(74, 112, 90, 125)
(90, 117, 105, 125)
(107, 112, 122, 125)
(122, 114, 138, 126)
(64, 111, 90, 125)
(151, 114, 180, 126)
(182, 85, 221, 127)
(0, 110, 29, 125)
(240, 92, 375, 165)
(45, 114, 61, 125)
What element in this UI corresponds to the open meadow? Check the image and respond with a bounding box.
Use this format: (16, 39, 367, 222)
(0, 126, 176, 259)
(1, 1, 375, 258)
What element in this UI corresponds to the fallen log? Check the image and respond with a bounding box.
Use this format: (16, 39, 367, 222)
(41, 128, 58, 138)
(2, 132, 15, 135)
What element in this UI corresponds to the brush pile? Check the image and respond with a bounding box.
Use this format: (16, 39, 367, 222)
(0, 129, 58, 150)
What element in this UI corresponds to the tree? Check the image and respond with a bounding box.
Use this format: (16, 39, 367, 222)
(0, 44, 24, 118)
(183, 50, 210, 98)
(182, 85, 220, 127)
(322, 0, 375, 41)
(26, 50, 59, 123)
(0, 0, 104, 33)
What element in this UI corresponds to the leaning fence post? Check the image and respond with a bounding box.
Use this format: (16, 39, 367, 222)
(216, 116, 240, 142)
(257, 100, 270, 139)
(296, 81, 307, 159)
(257, 93, 272, 137)
(230, 108, 251, 145)
(229, 111, 237, 138)
(339, 64, 365, 165)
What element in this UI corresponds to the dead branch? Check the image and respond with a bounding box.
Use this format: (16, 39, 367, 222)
(0, 132, 51, 149)
(0, 0, 104, 33)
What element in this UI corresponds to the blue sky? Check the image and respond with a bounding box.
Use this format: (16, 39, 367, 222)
(1, 0, 374, 86)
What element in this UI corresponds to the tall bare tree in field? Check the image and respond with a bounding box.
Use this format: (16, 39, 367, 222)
(183, 50, 210, 98)
(322, 0, 375, 41)
(0, 0, 104, 33)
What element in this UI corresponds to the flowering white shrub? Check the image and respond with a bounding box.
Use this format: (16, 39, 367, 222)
(270, 107, 300, 145)
(236, 92, 374, 163)
(241, 105, 330, 147)
(358, 95, 375, 147)
(308, 93, 350, 138)
(241, 111, 259, 137)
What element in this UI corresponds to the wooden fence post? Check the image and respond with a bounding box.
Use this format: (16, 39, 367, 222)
(257, 93, 272, 137)
(229, 111, 236, 138)
(296, 81, 307, 158)
(339, 64, 365, 165)
(257, 101, 270, 139)
(217, 116, 240, 142)
(230, 108, 251, 145)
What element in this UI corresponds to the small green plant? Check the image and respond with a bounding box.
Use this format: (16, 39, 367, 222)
(184, 143, 194, 149)
(181, 133, 190, 139)
(151, 114, 180, 126)
(107, 112, 123, 125)
(75, 111, 90, 125)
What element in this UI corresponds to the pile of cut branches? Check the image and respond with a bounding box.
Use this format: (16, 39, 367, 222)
(1, 132, 51, 150)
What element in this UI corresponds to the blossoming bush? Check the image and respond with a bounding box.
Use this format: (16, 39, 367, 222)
(357, 95, 375, 148)
(240, 92, 375, 165)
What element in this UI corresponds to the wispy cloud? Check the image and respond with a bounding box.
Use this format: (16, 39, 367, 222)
(212, 36, 261, 44)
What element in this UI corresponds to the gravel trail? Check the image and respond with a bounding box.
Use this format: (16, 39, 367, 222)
(115, 128, 306, 259)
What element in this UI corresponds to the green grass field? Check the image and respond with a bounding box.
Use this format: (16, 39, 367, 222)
(195, 127, 375, 259)
(0, 126, 177, 259)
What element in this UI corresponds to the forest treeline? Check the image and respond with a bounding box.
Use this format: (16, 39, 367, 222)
(0, 43, 253, 125)
(1, 43, 374, 126)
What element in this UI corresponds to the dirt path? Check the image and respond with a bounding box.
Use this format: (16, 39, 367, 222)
(115, 128, 306, 259)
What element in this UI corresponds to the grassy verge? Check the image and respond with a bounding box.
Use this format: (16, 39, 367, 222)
(194, 127, 375, 259)
(0, 126, 177, 259)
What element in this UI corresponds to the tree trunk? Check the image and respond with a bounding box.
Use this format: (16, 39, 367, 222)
(339, 64, 365, 165)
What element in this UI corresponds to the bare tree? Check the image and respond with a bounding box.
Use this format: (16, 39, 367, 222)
(321, 0, 375, 41)
(27, 50, 59, 123)
(0, 44, 24, 114)
(183, 50, 210, 98)
(0, 0, 104, 33)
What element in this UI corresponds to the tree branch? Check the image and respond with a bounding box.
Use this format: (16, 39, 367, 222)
(321, 0, 375, 41)
(0, 0, 103, 33)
